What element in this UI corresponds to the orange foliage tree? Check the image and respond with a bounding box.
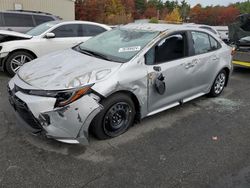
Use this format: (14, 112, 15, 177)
(189, 4, 240, 25)
(165, 8, 182, 23)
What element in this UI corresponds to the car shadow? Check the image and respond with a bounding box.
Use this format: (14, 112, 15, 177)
(0, 71, 10, 78)
(233, 66, 250, 75)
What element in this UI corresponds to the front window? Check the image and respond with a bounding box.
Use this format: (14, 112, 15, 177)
(77, 28, 159, 63)
(145, 33, 188, 65)
(26, 21, 60, 36)
(51, 24, 80, 38)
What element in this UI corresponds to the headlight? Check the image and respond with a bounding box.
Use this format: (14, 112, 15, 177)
(28, 85, 93, 107)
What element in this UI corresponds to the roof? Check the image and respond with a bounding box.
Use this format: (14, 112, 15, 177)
(46, 20, 111, 30)
(121, 23, 185, 32)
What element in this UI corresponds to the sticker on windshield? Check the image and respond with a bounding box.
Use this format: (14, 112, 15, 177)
(118, 46, 141, 53)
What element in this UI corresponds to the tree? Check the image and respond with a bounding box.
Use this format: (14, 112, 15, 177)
(189, 3, 240, 26)
(121, 0, 136, 16)
(179, 0, 190, 22)
(144, 4, 157, 18)
(164, 0, 178, 12)
(234, 0, 250, 14)
(135, 0, 147, 18)
(75, 0, 106, 23)
(165, 8, 182, 23)
(149, 17, 159, 23)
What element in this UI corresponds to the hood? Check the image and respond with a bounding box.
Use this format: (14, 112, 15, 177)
(18, 49, 122, 90)
(0, 30, 32, 43)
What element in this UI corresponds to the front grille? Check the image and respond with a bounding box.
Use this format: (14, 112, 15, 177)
(15, 102, 41, 130)
(9, 86, 42, 130)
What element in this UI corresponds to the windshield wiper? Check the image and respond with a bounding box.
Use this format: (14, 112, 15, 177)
(78, 48, 112, 62)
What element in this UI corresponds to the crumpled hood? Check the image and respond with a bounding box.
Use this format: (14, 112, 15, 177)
(0, 30, 32, 43)
(18, 49, 122, 90)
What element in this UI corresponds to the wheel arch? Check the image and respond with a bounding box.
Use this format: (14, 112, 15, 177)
(222, 67, 230, 87)
(3, 49, 37, 70)
(102, 90, 141, 123)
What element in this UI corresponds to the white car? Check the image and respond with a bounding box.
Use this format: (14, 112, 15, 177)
(0, 21, 111, 76)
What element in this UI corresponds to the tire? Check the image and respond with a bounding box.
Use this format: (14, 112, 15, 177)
(91, 93, 136, 140)
(208, 70, 227, 97)
(5, 51, 35, 77)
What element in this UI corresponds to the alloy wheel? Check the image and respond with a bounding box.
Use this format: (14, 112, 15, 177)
(214, 72, 226, 94)
(10, 55, 32, 73)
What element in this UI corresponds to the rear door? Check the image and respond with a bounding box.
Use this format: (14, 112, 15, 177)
(189, 31, 221, 92)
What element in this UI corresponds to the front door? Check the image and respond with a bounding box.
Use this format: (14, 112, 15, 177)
(145, 32, 195, 114)
(36, 24, 90, 56)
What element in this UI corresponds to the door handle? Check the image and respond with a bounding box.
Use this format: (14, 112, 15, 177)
(185, 62, 195, 69)
(153, 66, 161, 72)
(185, 59, 199, 69)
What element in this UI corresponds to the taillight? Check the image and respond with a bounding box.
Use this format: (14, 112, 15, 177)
(231, 47, 236, 56)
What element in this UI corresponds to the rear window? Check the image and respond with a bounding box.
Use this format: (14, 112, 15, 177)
(34, 15, 54, 25)
(3, 13, 34, 27)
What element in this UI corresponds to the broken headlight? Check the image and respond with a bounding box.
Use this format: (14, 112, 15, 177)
(28, 85, 93, 107)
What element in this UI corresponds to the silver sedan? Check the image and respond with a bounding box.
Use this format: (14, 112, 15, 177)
(8, 23, 233, 144)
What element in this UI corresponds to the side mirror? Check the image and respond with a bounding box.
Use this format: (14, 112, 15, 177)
(45, 32, 55, 39)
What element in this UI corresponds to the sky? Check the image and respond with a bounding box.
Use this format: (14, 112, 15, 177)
(179, 0, 247, 7)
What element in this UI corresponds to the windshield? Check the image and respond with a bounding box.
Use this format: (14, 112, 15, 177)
(77, 28, 159, 63)
(26, 21, 60, 36)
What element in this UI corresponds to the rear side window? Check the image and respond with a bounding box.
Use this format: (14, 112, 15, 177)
(191, 31, 211, 55)
(3, 13, 34, 27)
(209, 36, 220, 51)
(52, 24, 80, 38)
(34, 15, 54, 25)
(82, 24, 107, 36)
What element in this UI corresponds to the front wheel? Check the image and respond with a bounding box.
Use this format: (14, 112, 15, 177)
(208, 70, 227, 97)
(91, 93, 135, 140)
(5, 51, 35, 77)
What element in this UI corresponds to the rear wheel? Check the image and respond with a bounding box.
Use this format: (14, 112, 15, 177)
(5, 51, 35, 77)
(91, 93, 135, 140)
(208, 70, 227, 97)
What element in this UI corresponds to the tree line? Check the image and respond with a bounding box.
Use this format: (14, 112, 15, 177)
(75, 0, 250, 26)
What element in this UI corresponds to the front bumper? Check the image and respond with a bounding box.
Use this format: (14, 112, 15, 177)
(8, 75, 103, 145)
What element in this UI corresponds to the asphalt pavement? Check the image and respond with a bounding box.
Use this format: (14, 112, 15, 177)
(0, 67, 250, 188)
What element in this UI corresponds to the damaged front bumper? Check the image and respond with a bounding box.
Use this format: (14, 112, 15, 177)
(8, 76, 103, 145)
